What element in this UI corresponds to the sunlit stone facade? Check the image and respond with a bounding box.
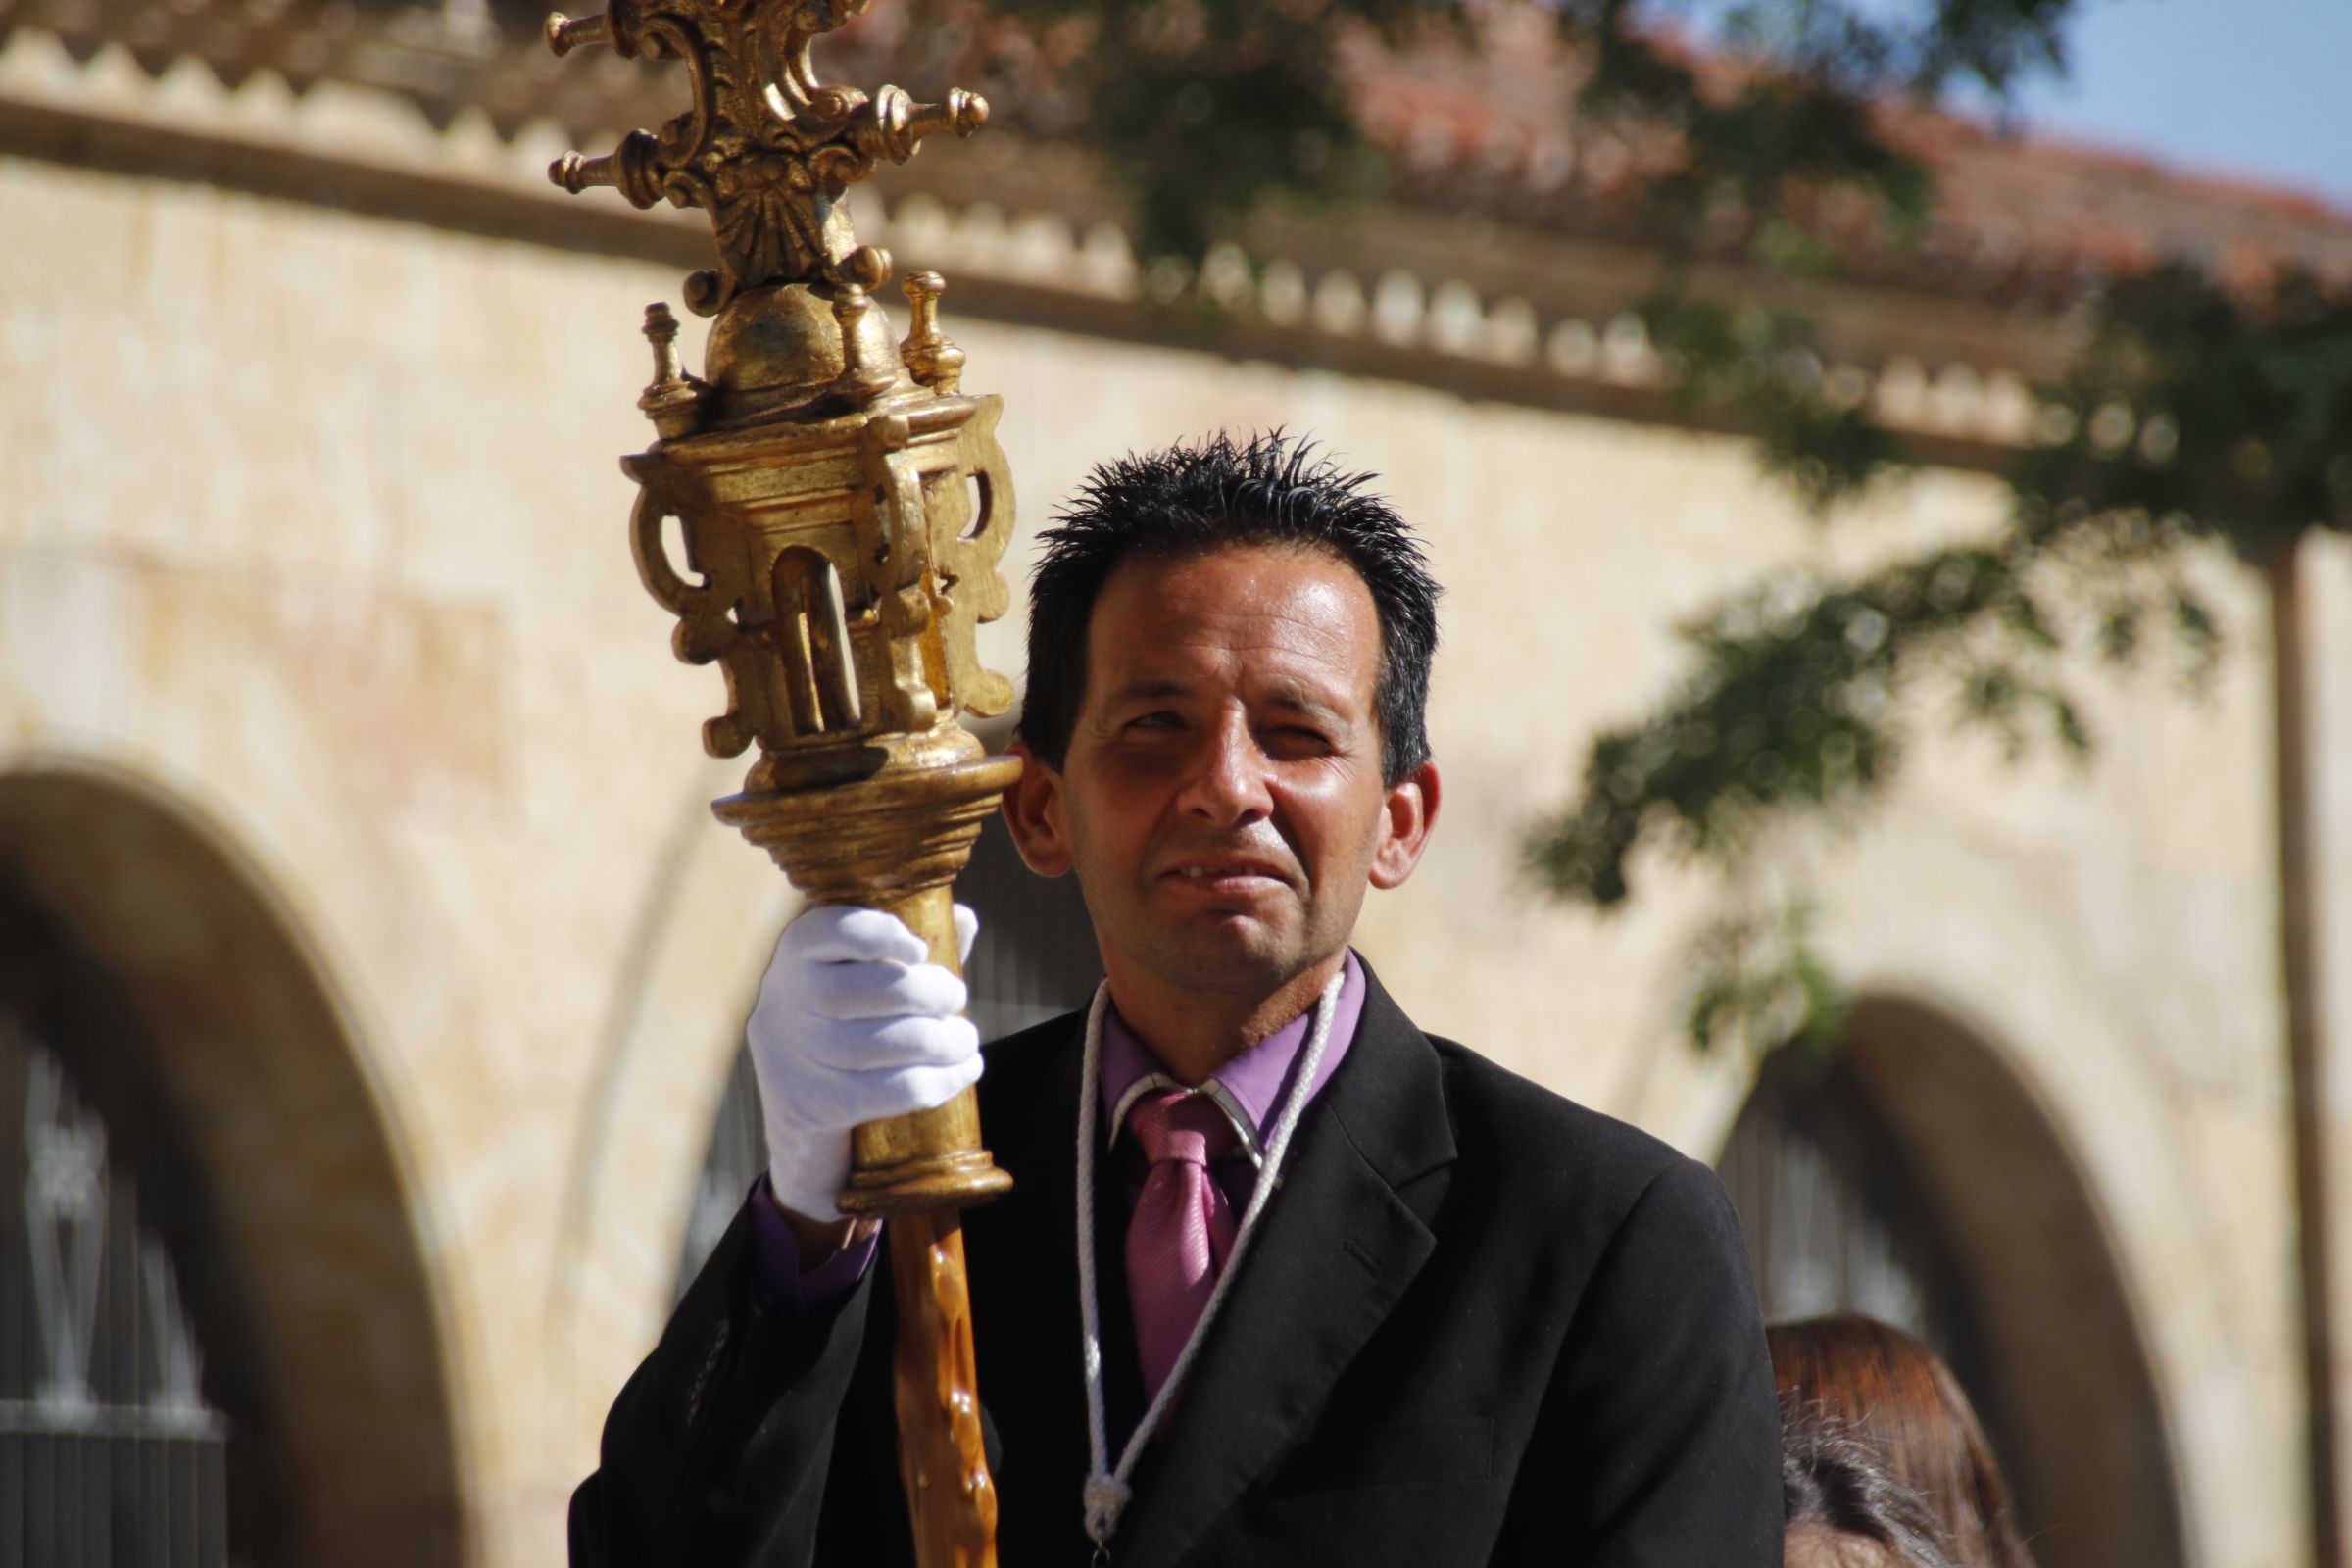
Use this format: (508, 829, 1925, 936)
(4, 30, 2350, 1564)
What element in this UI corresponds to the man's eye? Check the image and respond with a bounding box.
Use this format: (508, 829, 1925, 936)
(1128, 710, 1182, 730)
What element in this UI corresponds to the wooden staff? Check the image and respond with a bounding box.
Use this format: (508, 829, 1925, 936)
(545, 8, 1017, 1557)
(720, 770, 1014, 1568)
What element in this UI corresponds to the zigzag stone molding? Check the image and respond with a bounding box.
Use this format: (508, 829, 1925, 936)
(0, 17, 2054, 467)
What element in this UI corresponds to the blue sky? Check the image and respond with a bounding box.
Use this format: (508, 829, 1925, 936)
(1688, 0, 2351, 209)
(1987, 0, 2352, 209)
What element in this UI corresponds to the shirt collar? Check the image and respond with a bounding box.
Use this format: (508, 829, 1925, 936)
(1101, 950, 1367, 1165)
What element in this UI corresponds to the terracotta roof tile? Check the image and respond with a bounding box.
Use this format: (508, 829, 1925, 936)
(1327, 22, 2352, 293)
(7, 0, 2347, 298)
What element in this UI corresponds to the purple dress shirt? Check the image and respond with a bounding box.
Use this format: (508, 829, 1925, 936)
(749, 952, 1368, 1316)
(1099, 950, 1364, 1213)
(748, 1190, 883, 1314)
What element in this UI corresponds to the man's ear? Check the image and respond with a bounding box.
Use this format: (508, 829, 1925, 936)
(1367, 760, 1441, 891)
(1000, 741, 1073, 877)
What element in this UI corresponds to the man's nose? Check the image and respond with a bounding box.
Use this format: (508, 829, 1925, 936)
(1178, 711, 1273, 822)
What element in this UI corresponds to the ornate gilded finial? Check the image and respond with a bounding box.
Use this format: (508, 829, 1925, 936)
(542, 10, 609, 55)
(637, 303, 705, 439)
(543, 0, 986, 318)
(898, 271, 966, 394)
(828, 285, 900, 404)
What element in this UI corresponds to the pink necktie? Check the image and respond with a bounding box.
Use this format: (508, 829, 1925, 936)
(1123, 1090, 1241, 1403)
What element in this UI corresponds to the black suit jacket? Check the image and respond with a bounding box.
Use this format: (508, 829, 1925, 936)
(572, 964, 1784, 1566)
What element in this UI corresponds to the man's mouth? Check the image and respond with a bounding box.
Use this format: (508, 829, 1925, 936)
(1163, 859, 1290, 887)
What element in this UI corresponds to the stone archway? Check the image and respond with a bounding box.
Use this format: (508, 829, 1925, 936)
(543, 762, 800, 1466)
(1725, 992, 2189, 1568)
(0, 760, 468, 1567)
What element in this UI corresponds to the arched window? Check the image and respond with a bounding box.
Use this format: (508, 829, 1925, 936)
(0, 770, 463, 1567)
(1720, 1001, 2189, 1568)
(2, 988, 232, 1564)
(1717, 1045, 1998, 1400)
(678, 811, 1101, 1294)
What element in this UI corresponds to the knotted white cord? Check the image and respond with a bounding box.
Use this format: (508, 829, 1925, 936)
(1075, 971, 1344, 1557)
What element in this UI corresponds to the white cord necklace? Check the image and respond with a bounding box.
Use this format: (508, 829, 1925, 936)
(1074, 971, 1344, 1563)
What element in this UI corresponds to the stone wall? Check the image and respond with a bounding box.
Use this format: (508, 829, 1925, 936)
(1, 146, 2335, 1565)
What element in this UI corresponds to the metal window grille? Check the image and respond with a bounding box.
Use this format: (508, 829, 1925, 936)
(1716, 1047, 2010, 1457)
(1, 1015, 231, 1568)
(677, 813, 1102, 1298)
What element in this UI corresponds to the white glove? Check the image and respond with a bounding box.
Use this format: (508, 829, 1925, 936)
(751, 903, 984, 1222)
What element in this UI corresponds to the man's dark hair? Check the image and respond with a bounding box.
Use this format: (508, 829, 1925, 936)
(1017, 430, 1440, 786)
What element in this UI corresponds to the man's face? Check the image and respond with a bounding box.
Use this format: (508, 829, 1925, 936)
(1006, 542, 1438, 1004)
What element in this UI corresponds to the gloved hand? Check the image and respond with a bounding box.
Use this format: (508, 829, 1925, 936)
(751, 903, 984, 1223)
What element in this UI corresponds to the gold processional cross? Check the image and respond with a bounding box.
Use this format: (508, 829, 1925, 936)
(545, 1, 1017, 1560)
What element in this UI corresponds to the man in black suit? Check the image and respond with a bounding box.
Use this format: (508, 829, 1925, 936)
(571, 432, 1783, 1565)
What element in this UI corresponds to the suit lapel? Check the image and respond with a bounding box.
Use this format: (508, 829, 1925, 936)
(1110, 967, 1458, 1568)
(964, 1022, 1098, 1544)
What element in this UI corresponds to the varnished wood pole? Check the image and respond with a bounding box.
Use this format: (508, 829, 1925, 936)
(865, 887, 1003, 1567)
(834, 871, 1004, 1568)
(886, 1210, 999, 1568)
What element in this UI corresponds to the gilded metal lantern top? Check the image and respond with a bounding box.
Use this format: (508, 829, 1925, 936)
(542, 0, 990, 423)
(544, 0, 1017, 795)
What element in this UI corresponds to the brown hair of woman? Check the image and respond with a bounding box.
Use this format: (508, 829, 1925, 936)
(1769, 1314, 2034, 1568)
